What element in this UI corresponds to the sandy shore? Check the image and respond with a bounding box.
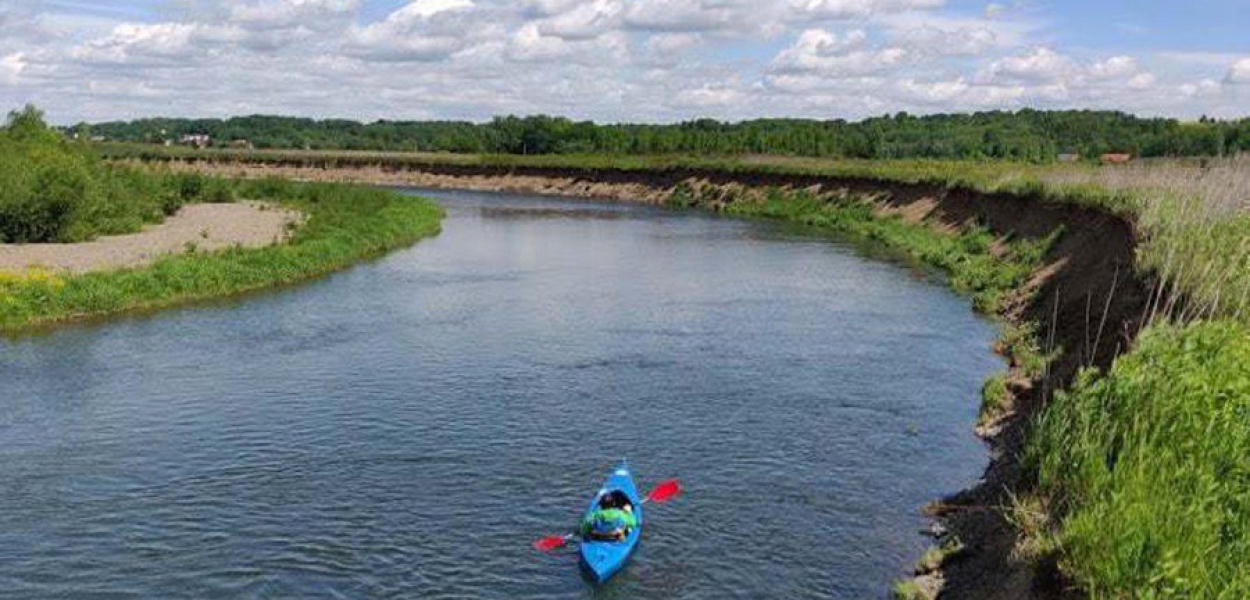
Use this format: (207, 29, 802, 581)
(0, 202, 301, 274)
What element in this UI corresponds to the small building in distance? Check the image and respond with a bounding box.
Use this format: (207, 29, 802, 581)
(180, 134, 212, 148)
(1057, 153, 1081, 163)
(1100, 153, 1133, 165)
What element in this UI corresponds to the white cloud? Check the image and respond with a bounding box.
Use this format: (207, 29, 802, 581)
(345, 0, 482, 62)
(0, 0, 1243, 123)
(1088, 56, 1138, 80)
(508, 22, 570, 61)
(71, 22, 240, 66)
(397, 0, 475, 19)
(789, 0, 946, 20)
(771, 29, 907, 78)
(535, 0, 621, 40)
(1180, 79, 1221, 98)
(896, 24, 996, 56)
(228, 0, 358, 31)
(622, 0, 768, 34)
(979, 47, 1074, 83)
(1, 52, 25, 84)
(671, 83, 748, 108)
(1227, 58, 1250, 84)
(645, 33, 702, 56)
(1126, 72, 1157, 90)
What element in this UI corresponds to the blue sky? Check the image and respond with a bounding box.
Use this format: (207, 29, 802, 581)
(3, 0, 1247, 123)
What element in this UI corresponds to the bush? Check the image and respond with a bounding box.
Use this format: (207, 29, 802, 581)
(0, 105, 236, 244)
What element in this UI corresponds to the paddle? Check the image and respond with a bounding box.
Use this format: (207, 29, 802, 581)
(533, 534, 576, 552)
(534, 479, 683, 552)
(644, 479, 683, 504)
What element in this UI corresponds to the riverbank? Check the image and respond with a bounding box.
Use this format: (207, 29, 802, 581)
(0, 202, 300, 274)
(0, 179, 443, 332)
(158, 156, 1154, 599)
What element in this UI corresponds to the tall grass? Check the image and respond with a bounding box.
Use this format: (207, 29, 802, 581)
(0, 178, 443, 330)
(1045, 157, 1250, 324)
(1027, 320, 1250, 598)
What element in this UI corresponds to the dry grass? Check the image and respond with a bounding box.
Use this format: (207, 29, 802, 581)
(1044, 156, 1250, 324)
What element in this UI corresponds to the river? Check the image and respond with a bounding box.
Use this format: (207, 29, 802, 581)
(0, 189, 1001, 599)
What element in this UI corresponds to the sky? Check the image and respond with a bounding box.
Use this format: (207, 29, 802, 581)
(0, 0, 1247, 124)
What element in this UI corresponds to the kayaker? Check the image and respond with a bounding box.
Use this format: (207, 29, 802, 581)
(581, 492, 637, 541)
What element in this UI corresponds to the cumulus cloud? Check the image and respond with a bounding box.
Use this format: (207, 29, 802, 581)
(71, 22, 240, 67)
(771, 29, 907, 78)
(671, 83, 749, 108)
(228, 0, 358, 31)
(622, 0, 766, 34)
(1, 52, 24, 85)
(895, 24, 996, 56)
(534, 0, 621, 40)
(345, 0, 481, 61)
(790, 0, 946, 20)
(1227, 58, 1250, 84)
(0, 0, 1243, 122)
(979, 47, 1074, 83)
(1088, 56, 1139, 80)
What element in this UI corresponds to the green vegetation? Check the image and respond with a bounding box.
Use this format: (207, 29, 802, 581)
(891, 580, 928, 600)
(712, 187, 1053, 314)
(87, 110, 1250, 160)
(1027, 321, 1250, 598)
(0, 177, 442, 330)
(979, 373, 1012, 426)
(916, 538, 965, 574)
(0, 105, 239, 243)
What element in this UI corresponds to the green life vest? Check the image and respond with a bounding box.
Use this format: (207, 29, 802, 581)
(581, 508, 637, 534)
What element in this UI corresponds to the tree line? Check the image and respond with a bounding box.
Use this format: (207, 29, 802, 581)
(83, 110, 1250, 161)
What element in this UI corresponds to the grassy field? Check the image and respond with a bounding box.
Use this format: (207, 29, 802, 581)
(0, 177, 442, 331)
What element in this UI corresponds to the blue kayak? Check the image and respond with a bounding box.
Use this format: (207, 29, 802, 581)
(579, 462, 643, 583)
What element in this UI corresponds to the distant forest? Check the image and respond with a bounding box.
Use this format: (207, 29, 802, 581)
(85, 110, 1250, 161)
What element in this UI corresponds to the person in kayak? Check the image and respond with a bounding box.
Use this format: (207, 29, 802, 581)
(581, 490, 637, 542)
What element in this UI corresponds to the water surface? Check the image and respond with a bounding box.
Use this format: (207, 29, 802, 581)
(0, 189, 1001, 598)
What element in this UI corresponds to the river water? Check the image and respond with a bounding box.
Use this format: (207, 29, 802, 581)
(0, 189, 1001, 599)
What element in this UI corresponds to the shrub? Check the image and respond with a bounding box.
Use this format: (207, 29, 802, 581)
(0, 105, 237, 244)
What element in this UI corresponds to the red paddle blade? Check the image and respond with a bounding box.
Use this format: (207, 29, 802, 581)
(533, 535, 571, 552)
(647, 480, 683, 503)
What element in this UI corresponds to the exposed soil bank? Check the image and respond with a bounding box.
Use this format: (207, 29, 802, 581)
(0, 202, 299, 274)
(161, 159, 1153, 599)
